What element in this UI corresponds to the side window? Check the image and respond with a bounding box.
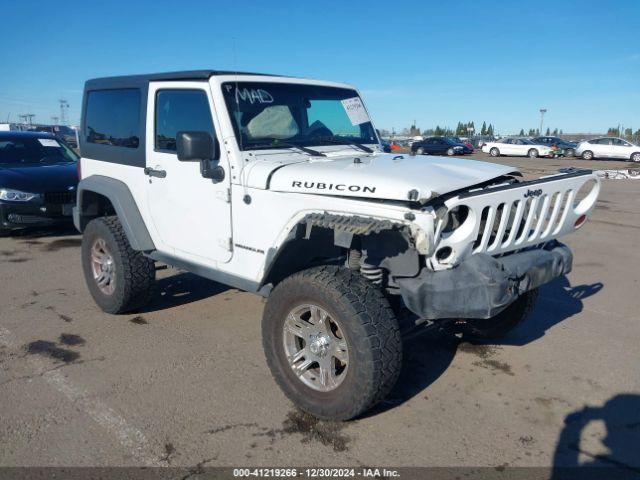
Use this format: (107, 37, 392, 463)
(155, 89, 215, 152)
(85, 89, 141, 148)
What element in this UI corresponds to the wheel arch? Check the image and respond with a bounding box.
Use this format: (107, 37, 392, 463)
(259, 213, 419, 295)
(74, 175, 155, 252)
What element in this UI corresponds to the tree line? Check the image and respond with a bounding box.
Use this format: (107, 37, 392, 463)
(384, 121, 496, 138)
(607, 127, 640, 142)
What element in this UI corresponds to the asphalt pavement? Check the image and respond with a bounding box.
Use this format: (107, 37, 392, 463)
(0, 154, 638, 472)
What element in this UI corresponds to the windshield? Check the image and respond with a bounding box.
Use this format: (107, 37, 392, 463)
(0, 137, 78, 166)
(222, 82, 378, 151)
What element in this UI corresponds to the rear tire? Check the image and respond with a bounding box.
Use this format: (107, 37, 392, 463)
(262, 265, 402, 421)
(490, 147, 500, 157)
(446, 148, 455, 156)
(528, 148, 539, 158)
(463, 289, 539, 340)
(565, 148, 575, 157)
(81, 216, 155, 314)
(416, 147, 424, 155)
(582, 150, 594, 160)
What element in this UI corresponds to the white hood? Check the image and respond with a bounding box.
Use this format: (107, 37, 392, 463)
(247, 152, 518, 202)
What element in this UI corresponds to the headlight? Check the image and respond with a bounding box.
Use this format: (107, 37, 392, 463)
(0, 188, 39, 202)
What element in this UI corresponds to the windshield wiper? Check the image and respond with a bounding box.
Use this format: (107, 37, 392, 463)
(317, 137, 373, 153)
(248, 140, 325, 157)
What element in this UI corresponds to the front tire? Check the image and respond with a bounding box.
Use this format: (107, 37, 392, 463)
(582, 150, 594, 160)
(528, 148, 539, 158)
(446, 148, 455, 156)
(415, 147, 424, 155)
(490, 147, 500, 157)
(81, 216, 155, 314)
(262, 265, 402, 421)
(565, 148, 575, 157)
(463, 289, 539, 340)
(631, 152, 640, 163)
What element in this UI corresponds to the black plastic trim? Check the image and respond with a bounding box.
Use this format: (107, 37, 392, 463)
(75, 175, 155, 251)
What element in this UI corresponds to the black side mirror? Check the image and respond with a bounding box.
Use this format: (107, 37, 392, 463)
(177, 131, 214, 161)
(176, 131, 224, 182)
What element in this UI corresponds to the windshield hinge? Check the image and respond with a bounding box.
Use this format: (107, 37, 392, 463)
(218, 237, 233, 252)
(216, 188, 231, 203)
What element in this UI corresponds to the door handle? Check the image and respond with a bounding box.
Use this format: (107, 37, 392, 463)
(144, 167, 167, 178)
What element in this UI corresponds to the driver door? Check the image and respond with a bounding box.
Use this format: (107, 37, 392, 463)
(145, 82, 232, 264)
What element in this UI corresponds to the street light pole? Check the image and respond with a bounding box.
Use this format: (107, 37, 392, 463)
(539, 109, 547, 135)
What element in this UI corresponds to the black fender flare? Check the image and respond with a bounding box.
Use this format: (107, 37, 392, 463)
(74, 175, 155, 252)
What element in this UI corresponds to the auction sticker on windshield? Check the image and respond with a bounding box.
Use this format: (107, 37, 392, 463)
(38, 138, 60, 147)
(341, 97, 369, 125)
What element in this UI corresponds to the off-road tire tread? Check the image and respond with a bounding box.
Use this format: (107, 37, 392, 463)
(82, 216, 155, 314)
(263, 265, 402, 420)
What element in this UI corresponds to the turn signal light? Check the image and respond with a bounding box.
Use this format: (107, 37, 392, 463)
(574, 215, 586, 229)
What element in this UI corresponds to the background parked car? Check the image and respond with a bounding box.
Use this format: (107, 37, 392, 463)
(473, 135, 496, 149)
(481, 137, 553, 158)
(575, 137, 640, 162)
(32, 125, 78, 148)
(448, 136, 474, 152)
(379, 138, 392, 153)
(411, 136, 471, 156)
(0, 131, 79, 234)
(532, 136, 578, 157)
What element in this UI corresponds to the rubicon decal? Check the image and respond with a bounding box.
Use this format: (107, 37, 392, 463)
(291, 181, 376, 194)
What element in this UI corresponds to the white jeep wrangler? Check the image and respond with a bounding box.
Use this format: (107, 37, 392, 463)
(74, 70, 600, 420)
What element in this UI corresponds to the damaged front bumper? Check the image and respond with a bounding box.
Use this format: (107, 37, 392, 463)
(396, 241, 572, 320)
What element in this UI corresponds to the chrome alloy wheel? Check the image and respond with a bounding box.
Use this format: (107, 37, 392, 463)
(90, 238, 115, 295)
(283, 304, 349, 392)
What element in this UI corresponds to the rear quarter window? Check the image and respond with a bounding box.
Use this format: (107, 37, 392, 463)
(85, 89, 141, 148)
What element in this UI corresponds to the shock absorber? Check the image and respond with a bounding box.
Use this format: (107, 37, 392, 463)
(346, 248, 362, 270)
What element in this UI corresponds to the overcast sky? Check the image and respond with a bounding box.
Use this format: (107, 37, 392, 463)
(1, 0, 638, 134)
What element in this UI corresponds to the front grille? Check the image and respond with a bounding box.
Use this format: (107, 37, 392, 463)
(44, 191, 75, 205)
(7, 213, 56, 224)
(429, 172, 600, 270)
(472, 192, 569, 253)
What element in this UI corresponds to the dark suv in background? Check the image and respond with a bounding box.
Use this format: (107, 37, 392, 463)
(532, 136, 577, 157)
(411, 136, 472, 156)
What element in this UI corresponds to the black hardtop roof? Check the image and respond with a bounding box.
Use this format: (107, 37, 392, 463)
(85, 70, 284, 90)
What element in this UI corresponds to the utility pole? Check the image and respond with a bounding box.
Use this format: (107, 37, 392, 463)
(539, 109, 547, 136)
(59, 99, 69, 126)
(21, 114, 35, 125)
